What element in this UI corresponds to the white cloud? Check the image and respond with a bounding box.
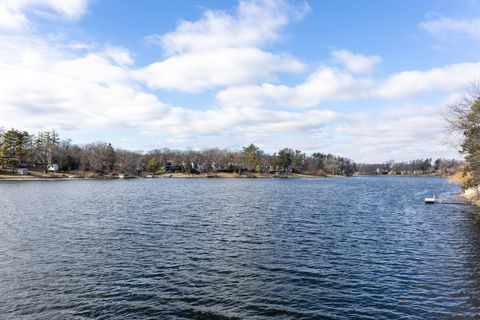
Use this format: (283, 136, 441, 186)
(167, 107, 338, 136)
(152, 0, 309, 56)
(139, 48, 304, 93)
(332, 49, 382, 73)
(0, 0, 89, 30)
(374, 62, 480, 100)
(0, 34, 168, 132)
(104, 47, 134, 66)
(216, 66, 373, 108)
(136, 105, 340, 153)
(138, 0, 307, 93)
(68, 42, 93, 50)
(419, 15, 480, 41)
(141, 101, 459, 163)
(217, 60, 480, 110)
(333, 104, 457, 162)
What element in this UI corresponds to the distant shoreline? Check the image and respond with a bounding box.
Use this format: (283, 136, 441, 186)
(0, 173, 325, 181)
(0, 172, 452, 181)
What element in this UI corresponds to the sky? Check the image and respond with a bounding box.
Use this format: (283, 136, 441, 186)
(0, 0, 479, 162)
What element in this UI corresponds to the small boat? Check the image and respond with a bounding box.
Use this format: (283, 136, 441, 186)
(425, 195, 435, 204)
(145, 175, 155, 178)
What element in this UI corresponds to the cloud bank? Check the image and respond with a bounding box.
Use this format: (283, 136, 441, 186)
(0, 0, 89, 30)
(420, 15, 480, 41)
(0, 0, 475, 162)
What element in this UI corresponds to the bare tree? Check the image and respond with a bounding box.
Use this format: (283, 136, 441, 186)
(445, 82, 480, 187)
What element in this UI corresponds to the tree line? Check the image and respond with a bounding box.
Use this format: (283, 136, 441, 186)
(355, 158, 462, 176)
(0, 129, 356, 176)
(0, 128, 461, 177)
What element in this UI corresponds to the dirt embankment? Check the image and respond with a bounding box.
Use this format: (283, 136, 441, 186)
(447, 171, 480, 206)
(460, 186, 480, 206)
(446, 171, 480, 206)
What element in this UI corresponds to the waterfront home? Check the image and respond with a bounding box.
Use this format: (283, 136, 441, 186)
(191, 162, 204, 174)
(48, 164, 59, 172)
(260, 165, 271, 174)
(274, 166, 292, 174)
(211, 163, 227, 172)
(164, 161, 184, 173)
(216, 163, 234, 173)
(376, 168, 389, 175)
(17, 168, 29, 175)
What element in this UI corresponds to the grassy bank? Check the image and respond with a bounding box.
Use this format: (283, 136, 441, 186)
(166, 172, 325, 179)
(0, 168, 122, 181)
(1, 170, 454, 181)
(447, 171, 467, 184)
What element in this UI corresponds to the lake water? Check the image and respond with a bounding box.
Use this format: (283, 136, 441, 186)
(0, 177, 479, 319)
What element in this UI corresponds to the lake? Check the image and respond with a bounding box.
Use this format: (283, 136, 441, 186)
(0, 177, 479, 319)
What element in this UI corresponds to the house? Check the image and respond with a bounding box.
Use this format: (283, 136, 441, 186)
(17, 168, 29, 175)
(191, 162, 204, 174)
(165, 161, 183, 173)
(211, 163, 234, 173)
(48, 164, 59, 172)
(275, 166, 292, 174)
(260, 165, 271, 174)
(376, 168, 389, 175)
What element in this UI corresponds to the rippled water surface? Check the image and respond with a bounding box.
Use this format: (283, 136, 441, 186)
(1, 177, 480, 319)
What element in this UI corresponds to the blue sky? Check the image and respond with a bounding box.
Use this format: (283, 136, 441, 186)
(1, 0, 479, 162)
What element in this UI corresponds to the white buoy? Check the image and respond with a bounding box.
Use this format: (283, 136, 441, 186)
(425, 194, 435, 204)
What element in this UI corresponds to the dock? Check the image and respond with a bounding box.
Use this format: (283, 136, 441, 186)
(424, 195, 469, 205)
(425, 195, 435, 204)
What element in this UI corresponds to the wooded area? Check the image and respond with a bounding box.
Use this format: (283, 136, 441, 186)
(0, 128, 461, 177)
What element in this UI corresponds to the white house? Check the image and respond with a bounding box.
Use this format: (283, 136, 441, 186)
(17, 168, 29, 175)
(48, 164, 59, 172)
